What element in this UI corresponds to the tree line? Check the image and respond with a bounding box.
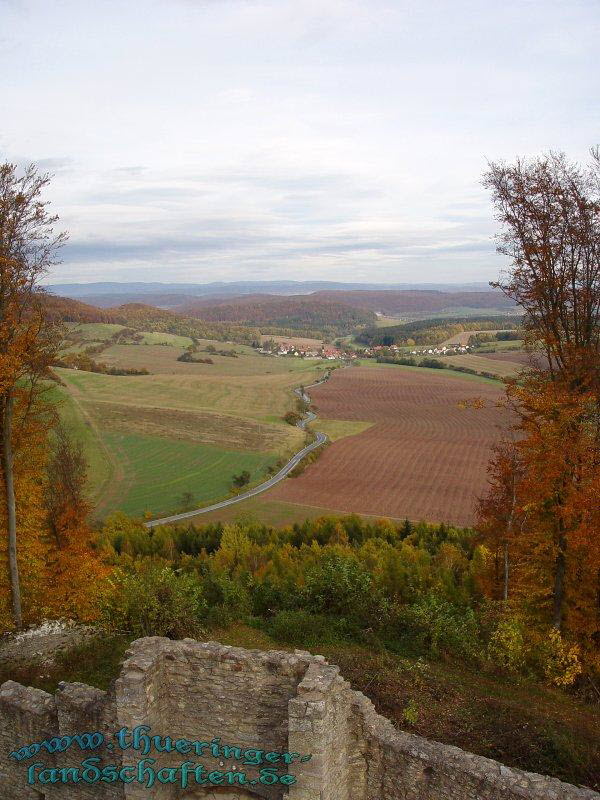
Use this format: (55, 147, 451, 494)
(356, 315, 521, 347)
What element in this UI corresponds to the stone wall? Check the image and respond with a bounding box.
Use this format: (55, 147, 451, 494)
(0, 638, 597, 800)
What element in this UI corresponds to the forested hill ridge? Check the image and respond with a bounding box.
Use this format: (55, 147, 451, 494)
(47, 279, 501, 298)
(40, 296, 263, 344)
(42, 287, 517, 343)
(46, 282, 516, 315)
(180, 293, 377, 333)
(41, 294, 370, 342)
(311, 289, 516, 314)
(41, 293, 122, 323)
(357, 315, 522, 347)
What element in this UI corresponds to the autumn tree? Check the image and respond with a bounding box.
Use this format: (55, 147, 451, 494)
(42, 423, 109, 622)
(0, 163, 66, 628)
(485, 149, 600, 391)
(480, 150, 600, 651)
(476, 440, 525, 602)
(46, 423, 89, 543)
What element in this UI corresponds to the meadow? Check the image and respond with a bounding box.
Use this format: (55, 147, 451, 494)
(55, 325, 331, 519)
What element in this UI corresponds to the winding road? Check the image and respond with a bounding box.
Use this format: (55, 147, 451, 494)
(144, 374, 331, 528)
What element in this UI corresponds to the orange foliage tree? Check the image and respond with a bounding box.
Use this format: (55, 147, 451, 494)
(43, 423, 110, 622)
(1, 163, 108, 630)
(0, 162, 66, 627)
(479, 150, 600, 658)
(0, 388, 52, 629)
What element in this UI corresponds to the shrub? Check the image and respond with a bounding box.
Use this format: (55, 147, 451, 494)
(398, 594, 482, 661)
(303, 554, 374, 620)
(402, 699, 420, 726)
(102, 562, 206, 639)
(232, 470, 251, 488)
(266, 610, 357, 647)
(488, 616, 527, 674)
(202, 572, 252, 627)
(420, 358, 446, 369)
(533, 629, 583, 687)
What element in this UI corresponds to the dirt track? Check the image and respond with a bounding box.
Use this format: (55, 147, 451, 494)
(271, 366, 511, 526)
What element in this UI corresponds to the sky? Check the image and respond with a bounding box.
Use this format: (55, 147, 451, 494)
(1, 0, 599, 285)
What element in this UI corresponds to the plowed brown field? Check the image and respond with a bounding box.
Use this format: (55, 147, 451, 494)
(271, 366, 512, 526)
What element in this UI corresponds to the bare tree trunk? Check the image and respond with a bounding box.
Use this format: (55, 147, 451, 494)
(1, 392, 21, 629)
(552, 522, 566, 631)
(503, 541, 509, 602)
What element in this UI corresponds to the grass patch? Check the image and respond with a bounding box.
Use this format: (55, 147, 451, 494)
(320, 644, 599, 788)
(138, 331, 194, 347)
(47, 383, 114, 505)
(311, 418, 374, 442)
(54, 356, 324, 520)
(0, 634, 132, 694)
(185, 497, 407, 527)
(475, 339, 524, 352)
(98, 431, 279, 518)
(67, 322, 128, 341)
(56, 363, 325, 421)
(87, 401, 302, 452)
(374, 315, 406, 327)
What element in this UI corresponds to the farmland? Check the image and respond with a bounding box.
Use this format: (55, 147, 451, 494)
(260, 334, 325, 349)
(270, 365, 511, 526)
(55, 321, 516, 525)
(440, 329, 514, 346)
(438, 353, 526, 378)
(54, 325, 331, 519)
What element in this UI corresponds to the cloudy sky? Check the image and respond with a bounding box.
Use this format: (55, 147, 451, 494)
(1, 0, 598, 285)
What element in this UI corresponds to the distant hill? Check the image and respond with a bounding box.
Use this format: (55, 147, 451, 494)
(46, 280, 502, 307)
(42, 286, 515, 342)
(109, 302, 180, 324)
(41, 293, 121, 323)
(310, 289, 515, 314)
(180, 294, 377, 333)
(40, 296, 259, 345)
(67, 293, 196, 309)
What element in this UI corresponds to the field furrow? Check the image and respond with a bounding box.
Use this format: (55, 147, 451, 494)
(272, 366, 511, 526)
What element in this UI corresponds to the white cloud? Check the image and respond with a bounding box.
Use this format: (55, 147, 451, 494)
(1, 0, 598, 282)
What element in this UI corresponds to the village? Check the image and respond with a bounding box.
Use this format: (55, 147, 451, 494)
(256, 339, 473, 360)
(255, 340, 349, 360)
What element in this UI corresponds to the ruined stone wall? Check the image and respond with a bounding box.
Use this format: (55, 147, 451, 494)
(114, 638, 314, 800)
(0, 638, 597, 800)
(351, 689, 596, 800)
(0, 679, 121, 800)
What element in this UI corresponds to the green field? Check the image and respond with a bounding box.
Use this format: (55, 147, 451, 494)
(66, 322, 127, 340)
(138, 331, 194, 347)
(54, 338, 336, 520)
(50, 383, 115, 505)
(474, 339, 524, 352)
(374, 315, 406, 327)
(174, 495, 406, 528)
(99, 431, 275, 518)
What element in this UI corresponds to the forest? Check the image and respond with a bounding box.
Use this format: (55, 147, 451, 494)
(356, 315, 521, 347)
(180, 294, 377, 335)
